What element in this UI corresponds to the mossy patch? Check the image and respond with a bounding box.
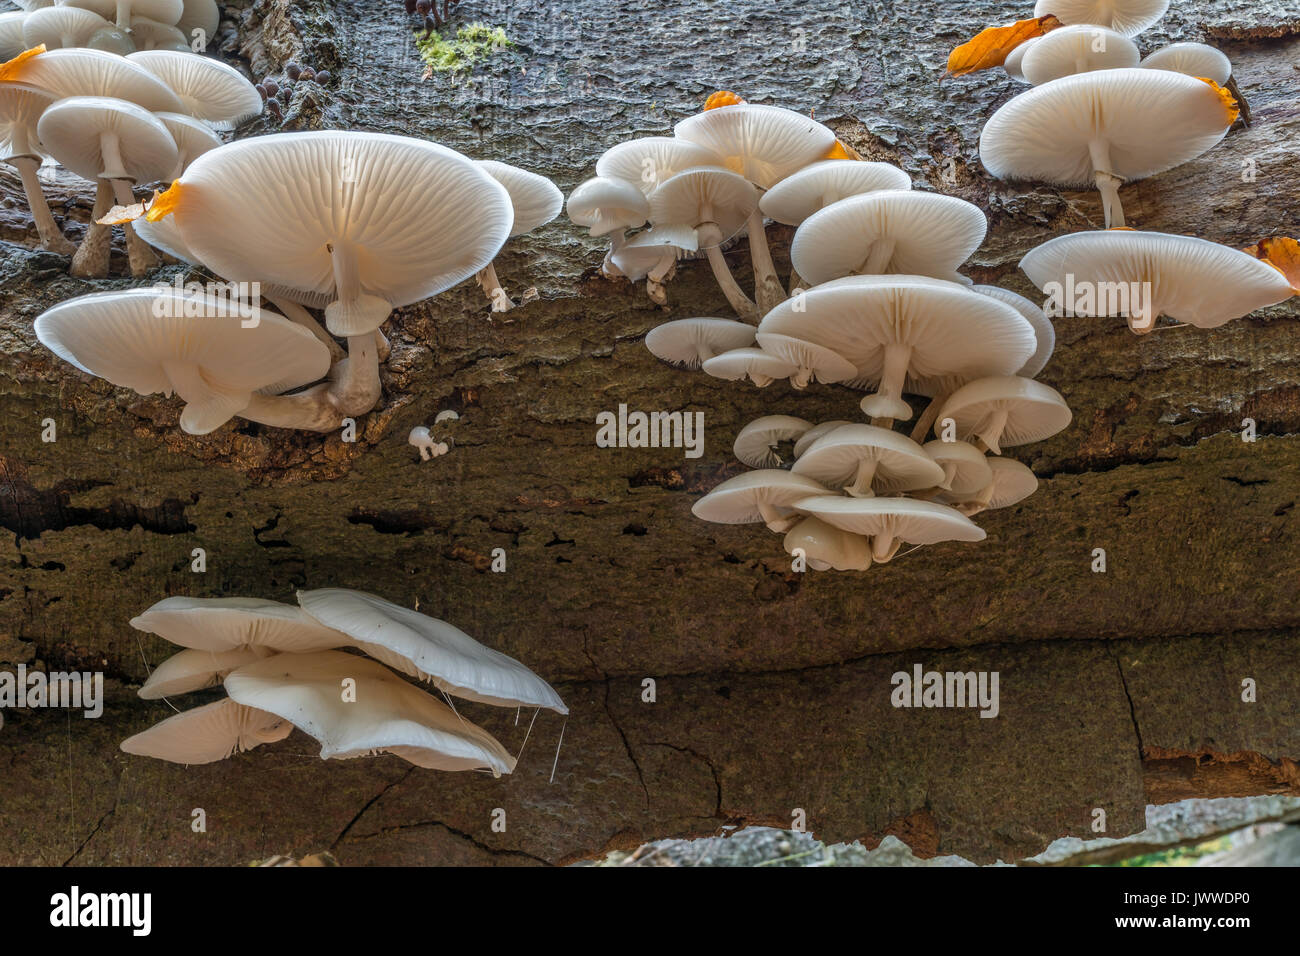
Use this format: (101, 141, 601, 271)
(415, 23, 513, 74)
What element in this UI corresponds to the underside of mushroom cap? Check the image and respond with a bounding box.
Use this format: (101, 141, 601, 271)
(0, 13, 28, 61)
(138, 646, 269, 699)
(972, 284, 1056, 379)
(35, 288, 332, 433)
(648, 165, 758, 245)
(733, 415, 812, 468)
(4, 47, 184, 113)
(476, 159, 563, 236)
(297, 588, 568, 713)
(753, 332, 858, 385)
(37, 95, 177, 183)
(22, 6, 114, 49)
(609, 225, 697, 278)
(595, 136, 723, 194)
(155, 109, 220, 175)
(130, 596, 350, 652)
(159, 131, 515, 336)
(645, 317, 755, 368)
(937, 375, 1073, 449)
(794, 420, 852, 458)
(1019, 24, 1139, 85)
(120, 697, 292, 764)
(1033, 0, 1170, 37)
(68, 0, 184, 31)
(793, 494, 987, 545)
(1020, 230, 1297, 329)
(980, 68, 1234, 187)
(224, 650, 517, 775)
(924, 439, 994, 495)
(0, 82, 56, 159)
(792, 423, 945, 494)
(1141, 42, 1232, 86)
(176, 0, 219, 40)
(981, 457, 1040, 509)
(1003, 37, 1035, 81)
(791, 191, 988, 285)
(566, 176, 650, 235)
(702, 347, 799, 386)
(692, 470, 830, 525)
(674, 102, 836, 189)
(758, 159, 912, 226)
(127, 50, 262, 128)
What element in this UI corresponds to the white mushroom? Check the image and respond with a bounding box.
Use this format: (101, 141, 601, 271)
(296, 589, 568, 714)
(594, 135, 722, 194)
(566, 175, 649, 239)
(934, 376, 1073, 455)
(408, 425, 448, 460)
(0, 13, 29, 61)
(1140, 42, 1232, 86)
(972, 285, 1056, 379)
(792, 495, 986, 563)
(127, 49, 262, 129)
(224, 651, 517, 775)
(701, 346, 799, 388)
(692, 470, 831, 533)
(732, 415, 812, 468)
(1032, 0, 1170, 37)
(474, 159, 561, 312)
(64, 0, 183, 33)
(138, 646, 270, 699)
(783, 516, 872, 571)
(923, 439, 994, 495)
(644, 316, 755, 369)
(938, 457, 1040, 516)
(1018, 24, 1139, 85)
(21, 6, 114, 49)
(121, 698, 291, 764)
(130, 596, 350, 652)
(154, 109, 220, 179)
(0, 47, 183, 112)
(758, 160, 913, 227)
(609, 225, 697, 304)
(791, 423, 945, 497)
(0, 83, 76, 253)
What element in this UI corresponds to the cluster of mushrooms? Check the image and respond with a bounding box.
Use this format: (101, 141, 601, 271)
(1, 0, 218, 57)
(0, 37, 261, 275)
(121, 588, 566, 776)
(568, 93, 1071, 571)
(958, 0, 1300, 334)
(33, 129, 561, 433)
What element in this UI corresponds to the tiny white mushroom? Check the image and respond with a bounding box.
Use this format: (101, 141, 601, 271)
(120, 698, 292, 764)
(732, 415, 813, 468)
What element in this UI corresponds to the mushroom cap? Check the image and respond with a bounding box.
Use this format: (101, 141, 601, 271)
(1019, 230, 1297, 329)
(608, 225, 697, 278)
(783, 515, 871, 571)
(702, 347, 798, 386)
(692, 470, 830, 525)
(758, 159, 912, 226)
(792, 423, 945, 493)
(645, 317, 755, 369)
(161, 131, 514, 335)
(1003, 37, 1035, 81)
(973, 284, 1056, 379)
(224, 650, 517, 775)
(924, 439, 994, 495)
(130, 596, 349, 653)
(3, 48, 184, 113)
(1033, 0, 1170, 37)
(732, 415, 813, 468)
(793, 419, 852, 458)
(1141, 42, 1232, 86)
(980, 68, 1234, 188)
(155, 109, 220, 176)
(126, 15, 188, 50)
(936, 376, 1072, 448)
(176, 0, 219, 39)
(127, 49, 262, 129)
(138, 646, 270, 699)
(37, 95, 177, 183)
(22, 6, 114, 49)
(475, 159, 562, 236)
(566, 175, 649, 235)
(594, 135, 723, 195)
(758, 275, 1036, 393)
(67, 0, 183, 26)
(296, 588, 567, 714)
(791, 191, 988, 285)
(36, 288, 332, 434)
(0, 82, 56, 159)
(981, 457, 1039, 510)
(794, 495, 986, 546)
(1019, 24, 1139, 86)
(647, 165, 758, 245)
(674, 103, 836, 189)
(133, 212, 200, 263)
(753, 332, 858, 384)
(0, 13, 29, 62)
(120, 698, 292, 764)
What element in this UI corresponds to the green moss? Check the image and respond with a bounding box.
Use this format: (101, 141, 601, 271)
(1102, 836, 1233, 867)
(415, 23, 513, 74)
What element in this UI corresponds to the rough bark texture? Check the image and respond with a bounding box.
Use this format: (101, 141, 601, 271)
(2, 0, 1300, 865)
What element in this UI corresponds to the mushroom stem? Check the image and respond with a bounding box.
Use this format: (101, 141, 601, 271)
(860, 342, 914, 423)
(268, 296, 345, 363)
(745, 210, 786, 315)
(325, 240, 392, 335)
(374, 327, 391, 362)
(910, 391, 950, 444)
(871, 535, 903, 563)
(699, 223, 758, 323)
(70, 179, 114, 279)
(238, 383, 345, 432)
(476, 261, 515, 313)
(109, 178, 161, 277)
(1089, 138, 1125, 228)
(846, 458, 879, 498)
(326, 333, 382, 418)
(977, 408, 1009, 454)
(9, 155, 75, 254)
(859, 237, 897, 276)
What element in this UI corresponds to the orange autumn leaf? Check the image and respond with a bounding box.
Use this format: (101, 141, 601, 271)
(945, 15, 1061, 77)
(703, 90, 745, 110)
(1199, 77, 1240, 125)
(1242, 236, 1300, 292)
(824, 139, 862, 161)
(0, 45, 46, 83)
(143, 184, 187, 222)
